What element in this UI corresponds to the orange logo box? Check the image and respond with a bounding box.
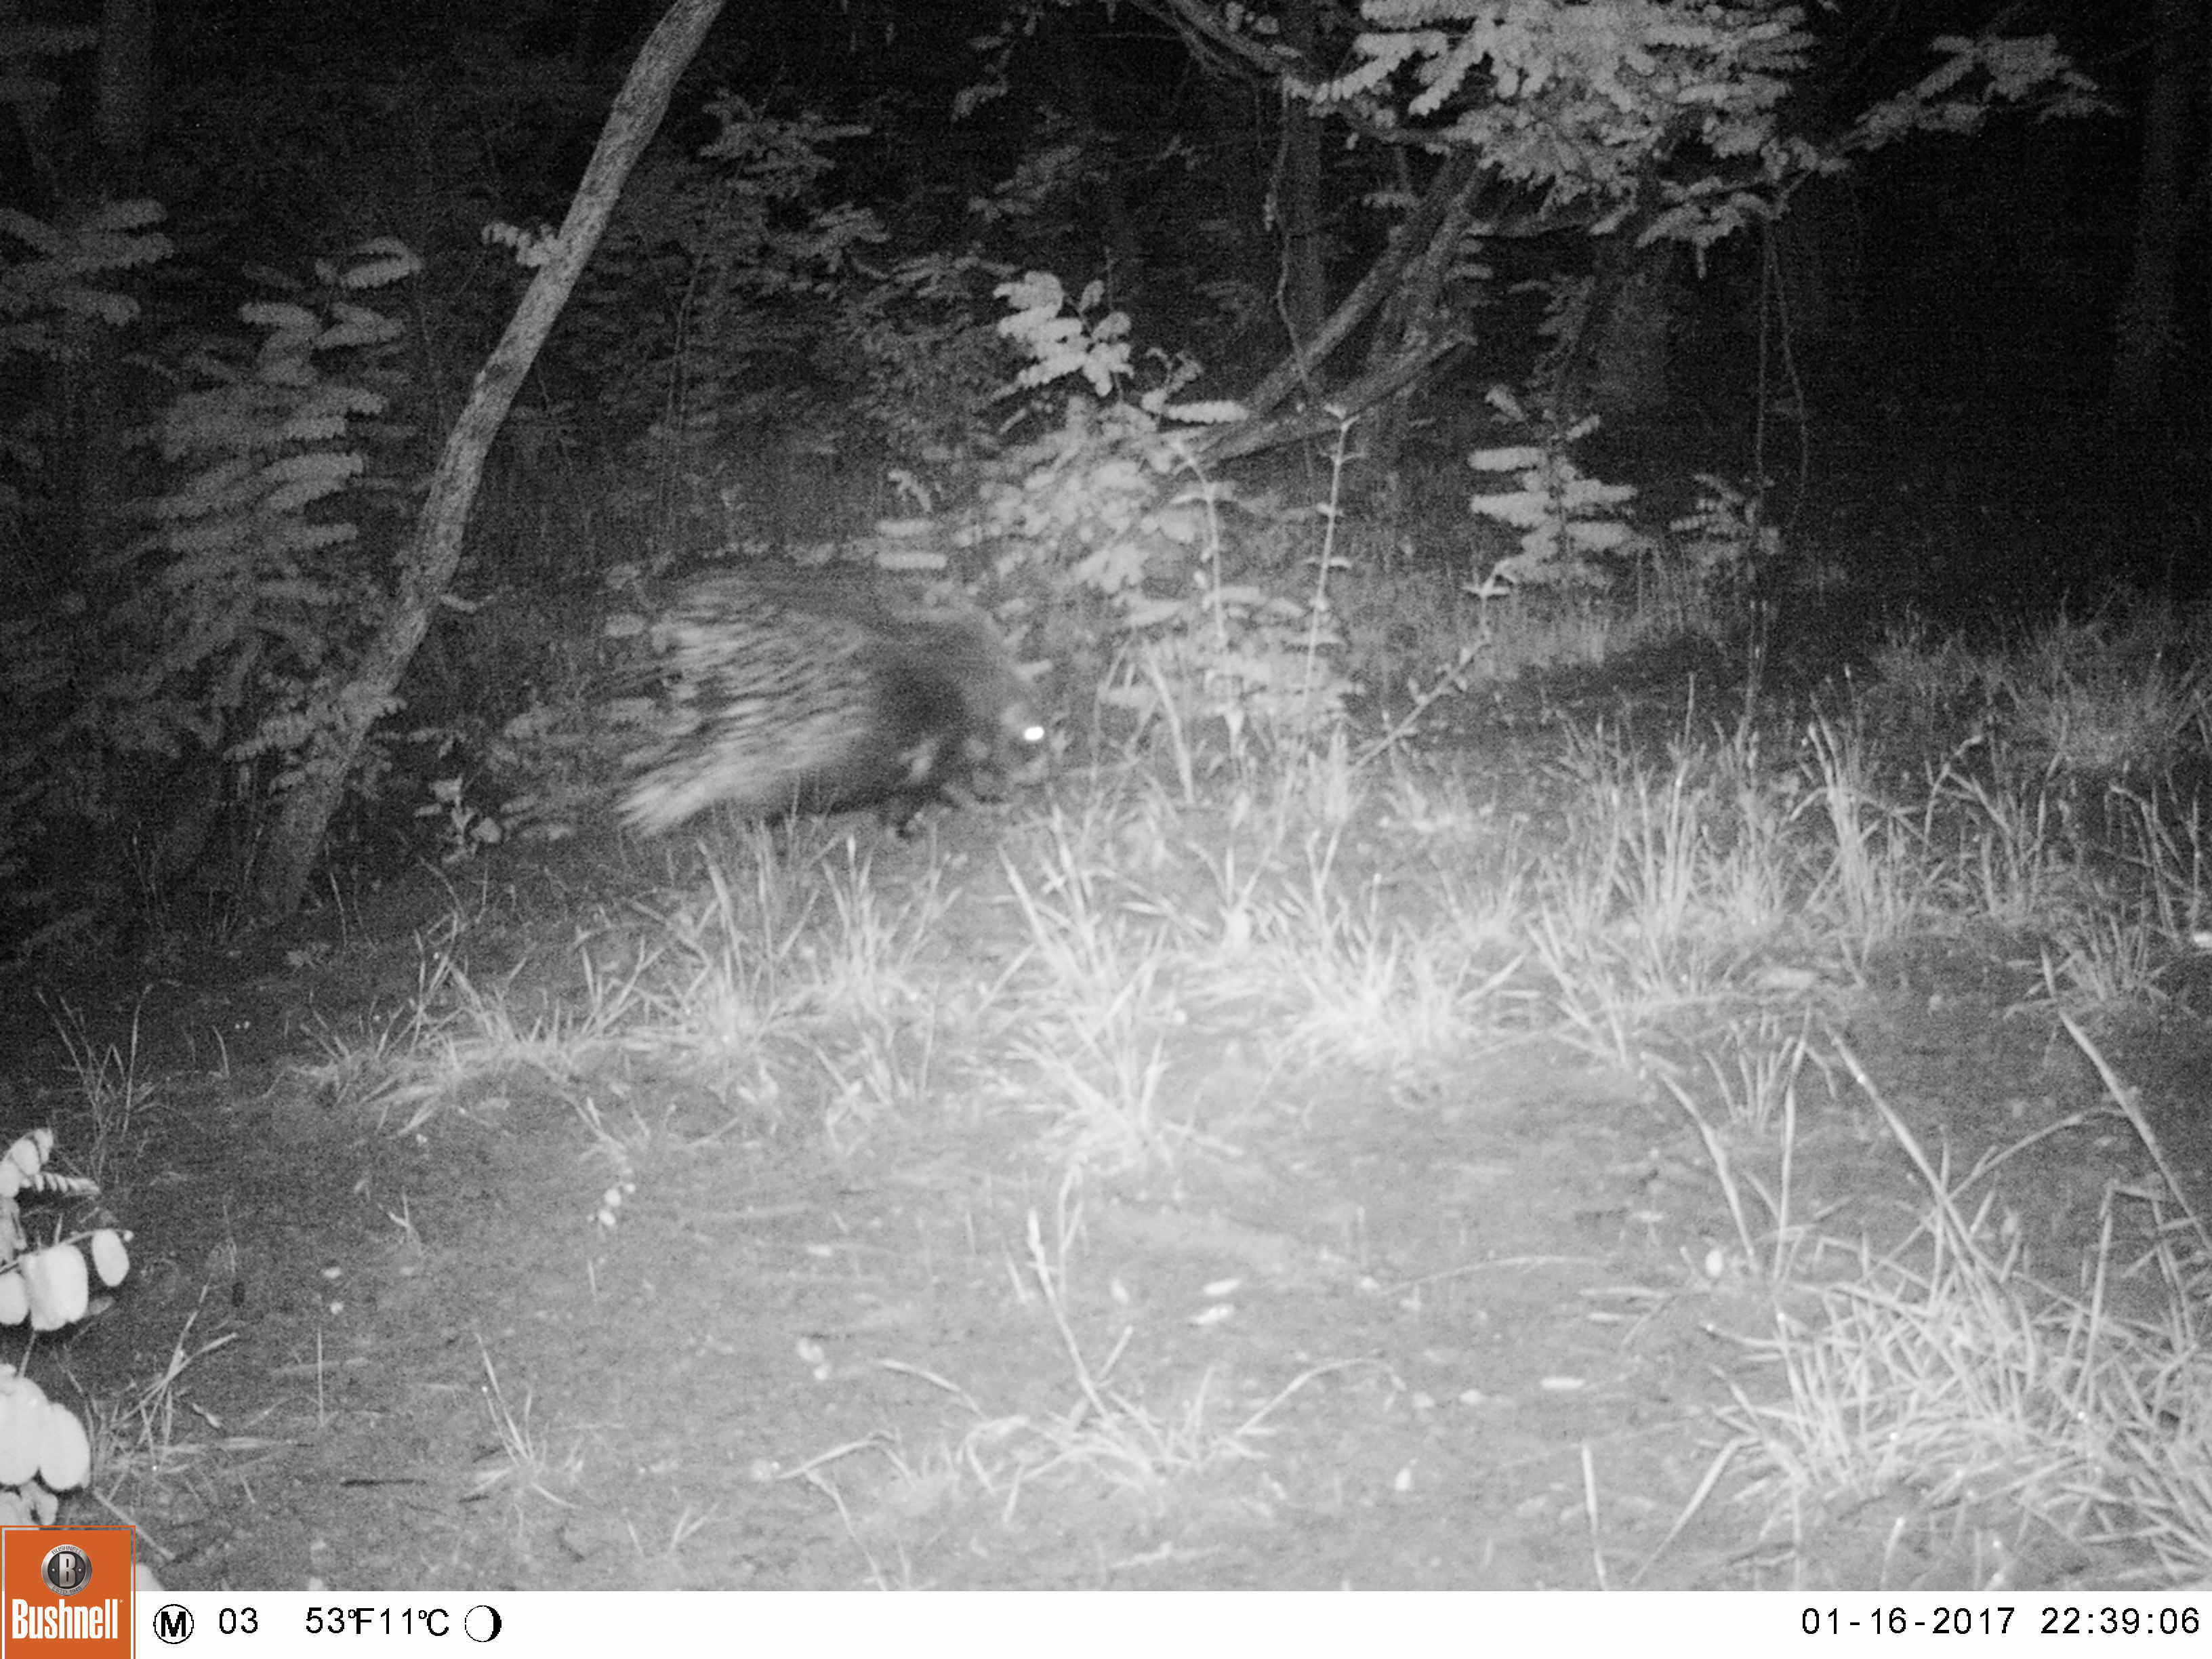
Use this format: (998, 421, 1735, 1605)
(0, 1530, 134, 1658)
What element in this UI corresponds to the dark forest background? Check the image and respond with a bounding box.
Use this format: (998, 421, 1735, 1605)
(1, 0, 2204, 952)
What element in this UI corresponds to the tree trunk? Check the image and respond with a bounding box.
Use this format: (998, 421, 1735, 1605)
(1359, 167, 1490, 516)
(1580, 239, 1677, 417)
(1242, 150, 1482, 421)
(97, 0, 153, 181)
(1275, 0, 1325, 348)
(68, 0, 157, 575)
(2110, 0, 2196, 435)
(250, 0, 729, 919)
(1050, 20, 1141, 296)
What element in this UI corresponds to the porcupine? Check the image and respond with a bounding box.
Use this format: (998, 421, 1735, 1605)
(617, 567, 1046, 835)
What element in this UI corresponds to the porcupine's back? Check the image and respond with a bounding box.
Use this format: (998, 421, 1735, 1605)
(617, 569, 1043, 835)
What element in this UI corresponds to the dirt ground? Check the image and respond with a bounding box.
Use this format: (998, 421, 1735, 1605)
(7, 714, 2208, 1593)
